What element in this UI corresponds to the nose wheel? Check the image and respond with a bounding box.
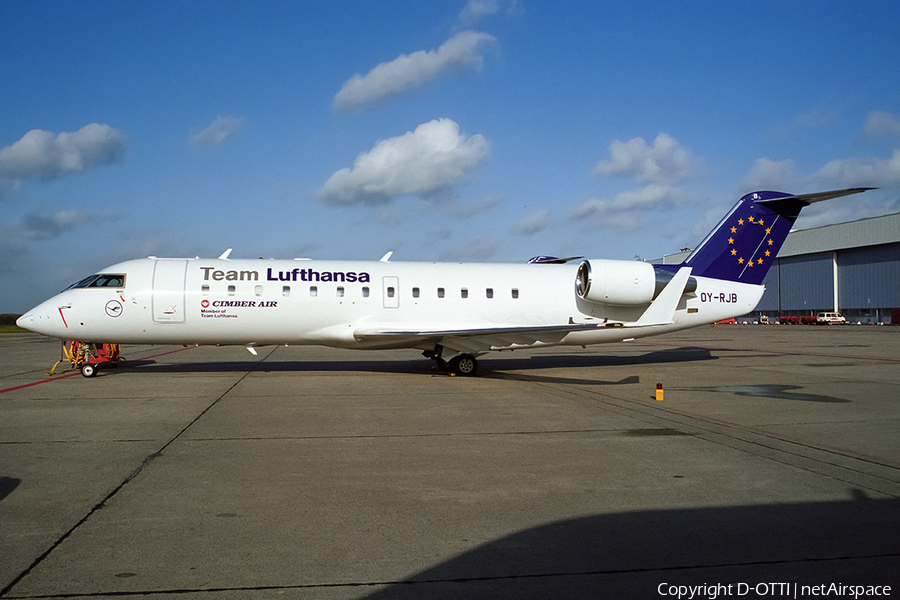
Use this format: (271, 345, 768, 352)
(47, 341, 121, 377)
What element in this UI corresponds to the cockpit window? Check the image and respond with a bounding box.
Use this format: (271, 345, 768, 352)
(65, 273, 126, 290)
(65, 275, 98, 290)
(89, 274, 125, 288)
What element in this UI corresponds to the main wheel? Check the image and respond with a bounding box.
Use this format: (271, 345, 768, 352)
(450, 354, 478, 376)
(81, 363, 97, 378)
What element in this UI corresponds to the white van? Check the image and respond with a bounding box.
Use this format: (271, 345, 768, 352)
(816, 312, 846, 325)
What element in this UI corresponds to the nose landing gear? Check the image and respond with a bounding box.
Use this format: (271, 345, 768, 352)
(48, 341, 122, 377)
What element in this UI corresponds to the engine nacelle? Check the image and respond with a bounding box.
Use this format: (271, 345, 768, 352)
(575, 259, 656, 306)
(575, 260, 699, 307)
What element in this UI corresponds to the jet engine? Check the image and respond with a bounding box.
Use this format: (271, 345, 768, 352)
(575, 260, 696, 306)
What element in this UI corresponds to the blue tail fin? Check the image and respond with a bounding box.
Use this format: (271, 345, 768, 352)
(682, 188, 873, 285)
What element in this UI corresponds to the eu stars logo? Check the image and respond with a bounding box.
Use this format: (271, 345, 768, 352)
(730, 212, 775, 273)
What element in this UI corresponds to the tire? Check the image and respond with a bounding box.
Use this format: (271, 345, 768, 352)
(450, 354, 478, 376)
(81, 363, 97, 378)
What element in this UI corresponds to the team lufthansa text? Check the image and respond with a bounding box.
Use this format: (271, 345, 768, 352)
(201, 267, 371, 283)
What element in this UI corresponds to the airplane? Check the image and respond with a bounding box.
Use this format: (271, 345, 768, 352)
(17, 188, 872, 377)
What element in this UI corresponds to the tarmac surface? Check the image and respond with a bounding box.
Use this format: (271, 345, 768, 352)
(1, 326, 898, 599)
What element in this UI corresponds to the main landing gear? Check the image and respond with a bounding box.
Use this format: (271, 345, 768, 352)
(423, 345, 478, 377)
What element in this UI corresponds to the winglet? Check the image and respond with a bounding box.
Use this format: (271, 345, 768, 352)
(635, 266, 692, 326)
(218, 248, 233, 260)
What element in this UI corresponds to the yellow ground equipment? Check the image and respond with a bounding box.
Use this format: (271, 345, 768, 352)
(48, 341, 122, 377)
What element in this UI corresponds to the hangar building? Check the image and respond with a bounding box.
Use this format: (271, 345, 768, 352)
(655, 211, 900, 324)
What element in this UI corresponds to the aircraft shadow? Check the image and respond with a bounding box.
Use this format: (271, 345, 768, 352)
(113, 347, 716, 384)
(361, 494, 900, 599)
(0, 477, 21, 503)
(490, 346, 717, 370)
(484, 346, 715, 382)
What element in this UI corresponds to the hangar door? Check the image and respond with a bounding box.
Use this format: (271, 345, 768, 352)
(152, 260, 187, 323)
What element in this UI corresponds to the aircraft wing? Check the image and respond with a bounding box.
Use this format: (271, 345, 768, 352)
(353, 322, 605, 352)
(353, 319, 669, 353)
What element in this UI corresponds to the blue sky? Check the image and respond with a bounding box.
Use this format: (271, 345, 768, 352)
(3, 0, 900, 312)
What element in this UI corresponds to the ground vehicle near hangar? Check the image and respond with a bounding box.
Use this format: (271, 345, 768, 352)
(817, 312, 846, 325)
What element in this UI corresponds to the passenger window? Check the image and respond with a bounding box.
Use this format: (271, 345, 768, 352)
(438, 287, 445, 298)
(255, 285, 263, 296)
(202, 285, 210, 294)
(310, 286, 318, 297)
(486, 288, 493, 299)
(412, 287, 420, 298)
(512, 288, 519, 299)
(228, 285, 236, 295)
(461, 288, 468, 299)
(387, 287, 395, 298)
(337, 286, 345, 297)
(362, 286, 370, 297)
(283, 286, 290, 297)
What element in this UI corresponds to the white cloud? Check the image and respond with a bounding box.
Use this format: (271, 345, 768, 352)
(576, 133, 696, 231)
(458, 0, 500, 23)
(438, 235, 499, 262)
(572, 206, 643, 232)
(320, 118, 490, 205)
(813, 149, 900, 188)
(510, 209, 549, 235)
(573, 184, 680, 222)
(738, 157, 800, 193)
(0, 124, 126, 182)
(770, 108, 840, 139)
(794, 108, 839, 130)
(20, 209, 119, 240)
(442, 195, 501, 219)
(333, 31, 497, 111)
(189, 116, 244, 149)
(861, 110, 900, 140)
(593, 133, 696, 184)
(457, 0, 520, 25)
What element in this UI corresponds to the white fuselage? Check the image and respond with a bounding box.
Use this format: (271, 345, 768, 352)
(18, 257, 764, 354)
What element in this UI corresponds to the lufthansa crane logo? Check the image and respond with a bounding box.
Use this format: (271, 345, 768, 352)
(105, 300, 124, 318)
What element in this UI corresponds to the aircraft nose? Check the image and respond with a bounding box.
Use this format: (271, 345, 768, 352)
(16, 300, 70, 338)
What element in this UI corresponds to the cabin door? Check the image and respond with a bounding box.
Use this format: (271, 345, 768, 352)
(383, 276, 399, 309)
(152, 260, 187, 323)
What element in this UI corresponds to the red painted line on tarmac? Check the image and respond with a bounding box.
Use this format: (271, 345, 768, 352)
(0, 372, 81, 392)
(0, 345, 198, 395)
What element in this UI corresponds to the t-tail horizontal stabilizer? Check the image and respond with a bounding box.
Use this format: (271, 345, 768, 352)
(634, 266, 692, 327)
(683, 188, 873, 285)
